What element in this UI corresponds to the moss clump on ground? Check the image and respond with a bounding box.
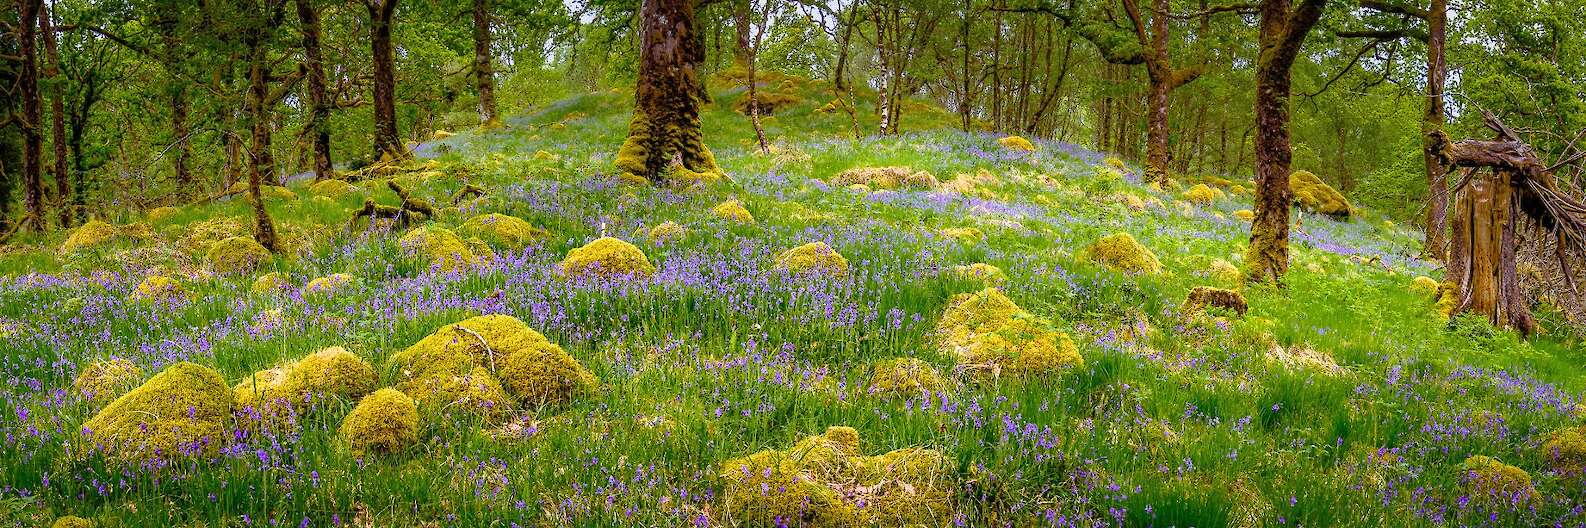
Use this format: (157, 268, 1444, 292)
(732, 91, 803, 115)
(647, 221, 687, 244)
(131, 275, 183, 302)
(940, 227, 984, 245)
(561, 237, 655, 278)
(398, 226, 475, 272)
(207, 236, 272, 275)
(868, 358, 947, 398)
(831, 166, 938, 190)
(227, 181, 297, 200)
(1434, 280, 1458, 319)
(1233, 209, 1255, 222)
(1410, 276, 1440, 297)
(937, 288, 1083, 378)
(998, 135, 1037, 152)
(303, 273, 355, 296)
(389, 314, 596, 416)
(1459, 455, 1538, 508)
(234, 347, 377, 422)
(1207, 259, 1242, 285)
(73, 358, 144, 405)
(949, 263, 1006, 284)
(1289, 171, 1352, 219)
(719, 426, 955, 527)
(147, 206, 180, 222)
(252, 272, 290, 294)
(1542, 425, 1586, 476)
(712, 200, 755, 224)
(51, 516, 94, 528)
(1181, 184, 1224, 205)
(309, 179, 356, 198)
(80, 362, 233, 463)
(61, 220, 139, 254)
(460, 213, 550, 251)
(774, 241, 849, 277)
(339, 388, 419, 456)
(1182, 286, 1249, 317)
(1084, 233, 1163, 274)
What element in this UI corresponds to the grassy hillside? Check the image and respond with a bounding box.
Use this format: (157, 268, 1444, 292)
(3, 75, 1586, 527)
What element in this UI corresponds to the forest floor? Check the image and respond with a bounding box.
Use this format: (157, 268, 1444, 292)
(4, 74, 1586, 528)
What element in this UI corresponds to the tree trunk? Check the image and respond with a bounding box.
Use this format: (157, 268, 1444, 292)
(245, 35, 280, 252)
(734, 0, 770, 155)
(368, 0, 405, 161)
(38, 0, 69, 227)
(19, 0, 45, 232)
(295, 0, 335, 182)
(959, 0, 973, 132)
(472, 0, 499, 127)
(1420, 0, 1449, 261)
(614, 0, 721, 182)
(1447, 169, 1533, 333)
(1246, 0, 1326, 285)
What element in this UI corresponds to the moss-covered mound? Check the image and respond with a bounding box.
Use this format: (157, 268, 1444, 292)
(227, 181, 298, 200)
(309, 179, 357, 198)
(234, 347, 378, 421)
(732, 91, 804, 115)
(939, 227, 984, 245)
(1233, 209, 1255, 222)
(936, 288, 1083, 378)
(1181, 184, 1224, 206)
(252, 272, 290, 294)
(51, 516, 94, 528)
(460, 213, 550, 251)
(948, 263, 1006, 284)
(339, 388, 419, 456)
(831, 166, 938, 190)
(61, 220, 141, 254)
(398, 226, 475, 272)
(1410, 276, 1440, 297)
(561, 237, 655, 278)
(647, 221, 687, 244)
(80, 361, 233, 463)
(998, 135, 1037, 152)
(131, 275, 183, 302)
(73, 358, 144, 405)
(1289, 171, 1351, 219)
(1182, 286, 1249, 317)
(1542, 425, 1586, 476)
(1459, 455, 1537, 508)
(388, 314, 596, 416)
(719, 426, 956, 526)
(146, 206, 181, 222)
(207, 236, 272, 275)
(1084, 232, 1162, 274)
(773, 241, 850, 277)
(868, 358, 947, 398)
(1207, 259, 1242, 286)
(712, 200, 755, 224)
(303, 273, 355, 296)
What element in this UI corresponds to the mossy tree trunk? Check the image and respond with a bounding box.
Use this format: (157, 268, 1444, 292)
(295, 0, 335, 182)
(1246, 0, 1326, 285)
(244, 22, 280, 253)
(367, 0, 405, 161)
(19, 0, 46, 232)
(472, 0, 499, 127)
(1121, 0, 1204, 185)
(1421, 0, 1449, 261)
(615, 0, 720, 182)
(38, 1, 70, 227)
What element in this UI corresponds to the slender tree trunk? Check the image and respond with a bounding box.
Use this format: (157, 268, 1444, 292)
(1421, 0, 1449, 261)
(990, 0, 1003, 131)
(1246, 0, 1326, 284)
(472, 0, 499, 127)
(368, 0, 404, 161)
(874, 4, 894, 136)
(959, 0, 973, 132)
(19, 0, 45, 232)
(614, 0, 720, 182)
(245, 36, 280, 252)
(296, 0, 335, 182)
(38, 0, 69, 227)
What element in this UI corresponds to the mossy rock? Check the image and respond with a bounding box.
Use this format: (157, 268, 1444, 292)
(937, 288, 1083, 378)
(561, 237, 655, 279)
(1458, 455, 1537, 508)
(1181, 184, 1224, 206)
(460, 213, 550, 251)
(732, 91, 803, 115)
(998, 135, 1037, 152)
(303, 273, 355, 296)
(647, 221, 687, 244)
(773, 241, 850, 277)
(1410, 276, 1440, 297)
(1289, 171, 1351, 219)
(1207, 259, 1242, 286)
(207, 236, 272, 275)
(147, 206, 181, 222)
(130, 275, 183, 302)
(389, 314, 596, 415)
(80, 362, 233, 463)
(252, 272, 290, 294)
(228, 181, 298, 200)
(51, 516, 95, 528)
(1084, 233, 1162, 275)
(712, 200, 755, 224)
(72, 358, 144, 406)
(939, 227, 984, 245)
(234, 347, 378, 423)
(1182, 286, 1248, 317)
(719, 426, 955, 527)
(868, 358, 947, 398)
(309, 178, 357, 198)
(398, 226, 475, 272)
(339, 388, 420, 456)
(61, 220, 124, 254)
(831, 166, 938, 190)
(1542, 425, 1586, 476)
(1233, 209, 1255, 222)
(947, 263, 1006, 285)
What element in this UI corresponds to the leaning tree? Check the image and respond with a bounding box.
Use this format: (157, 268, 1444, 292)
(1430, 112, 1586, 335)
(614, 0, 723, 183)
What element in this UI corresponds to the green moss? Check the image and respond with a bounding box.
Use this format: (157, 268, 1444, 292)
(51, 516, 94, 528)
(948, 263, 1006, 285)
(1542, 425, 1586, 476)
(303, 273, 355, 296)
(712, 200, 755, 224)
(389, 314, 595, 414)
(131, 275, 183, 302)
(1084, 232, 1163, 274)
(398, 226, 475, 272)
(774, 241, 850, 277)
(1181, 184, 1224, 206)
(868, 358, 947, 398)
(60, 220, 123, 254)
(339, 388, 420, 456)
(1434, 280, 1458, 319)
(207, 236, 272, 275)
(228, 181, 298, 200)
(937, 288, 1083, 378)
(647, 221, 687, 244)
(80, 362, 233, 463)
(1182, 286, 1249, 317)
(560, 237, 655, 278)
(997, 135, 1037, 152)
(831, 166, 938, 190)
(252, 272, 290, 294)
(1459, 455, 1537, 508)
(234, 347, 377, 422)
(1289, 171, 1352, 219)
(72, 358, 144, 405)
(460, 213, 550, 251)
(146, 206, 181, 222)
(1410, 276, 1440, 297)
(309, 179, 357, 198)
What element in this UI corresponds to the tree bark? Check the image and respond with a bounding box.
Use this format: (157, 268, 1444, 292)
(614, 0, 721, 182)
(1246, 0, 1326, 285)
(368, 0, 404, 161)
(242, 3, 284, 252)
(296, 0, 335, 182)
(472, 0, 499, 127)
(19, 0, 45, 232)
(38, 0, 69, 227)
(1420, 0, 1449, 261)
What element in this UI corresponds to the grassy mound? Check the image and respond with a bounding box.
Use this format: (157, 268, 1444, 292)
(1290, 170, 1352, 219)
(72, 359, 144, 405)
(234, 347, 378, 423)
(388, 314, 595, 415)
(398, 226, 475, 272)
(1084, 232, 1163, 274)
(711, 200, 755, 224)
(206, 236, 272, 275)
(460, 213, 550, 251)
(937, 288, 1083, 378)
